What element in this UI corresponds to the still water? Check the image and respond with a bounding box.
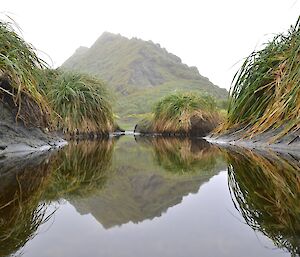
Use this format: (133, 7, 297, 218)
(0, 136, 299, 257)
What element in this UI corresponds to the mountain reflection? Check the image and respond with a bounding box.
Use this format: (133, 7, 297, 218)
(70, 137, 226, 228)
(226, 149, 300, 256)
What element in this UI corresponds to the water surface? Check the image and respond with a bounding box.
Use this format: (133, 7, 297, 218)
(0, 136, 299, 257)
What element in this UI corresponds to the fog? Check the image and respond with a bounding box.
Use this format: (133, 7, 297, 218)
(2, 0, 299, 89)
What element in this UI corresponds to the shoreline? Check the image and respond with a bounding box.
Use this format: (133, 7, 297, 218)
(0, 140, 67, 158)
(206, 134, 300, 157)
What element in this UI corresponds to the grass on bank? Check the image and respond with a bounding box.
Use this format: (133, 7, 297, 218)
(136, 92, 222, 135)
(43, 70, 114, 134)
(0, 17, 115, 134)
(221, 17, 300, 140)
(0, 18, 51, 128)
(227, 149, 300, 255)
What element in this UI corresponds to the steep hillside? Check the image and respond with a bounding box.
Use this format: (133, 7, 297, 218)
(62, 32, 228, 128)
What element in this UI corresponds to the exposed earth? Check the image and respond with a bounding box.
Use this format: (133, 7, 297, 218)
(0, 102, 65, 157)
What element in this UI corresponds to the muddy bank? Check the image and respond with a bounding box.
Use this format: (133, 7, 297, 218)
(207, 125, 300, 154)
(0, 103, 66, 156)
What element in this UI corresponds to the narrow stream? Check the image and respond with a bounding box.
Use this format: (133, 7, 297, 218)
(0, 136, 298, 257)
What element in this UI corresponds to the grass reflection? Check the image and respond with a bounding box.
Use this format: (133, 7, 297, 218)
(44, 140, 114, 200)
(136, 137, 223, 174)
(0, 139, 115, 256)
(227, 149, 300, 256)
(0, 156, 54, 257)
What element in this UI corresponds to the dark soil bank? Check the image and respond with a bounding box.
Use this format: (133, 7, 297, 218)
(0, 103, 65, 155)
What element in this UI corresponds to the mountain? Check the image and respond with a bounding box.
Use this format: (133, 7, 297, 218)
(61, 32, 228, 128)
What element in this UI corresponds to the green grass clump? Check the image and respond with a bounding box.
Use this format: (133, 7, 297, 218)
(227, 149, 300, 255)
(45, 71, 114, 133)
(223, 17, 300, 139)
(0, 18, 51, 128)
(136, 92, 221, 135)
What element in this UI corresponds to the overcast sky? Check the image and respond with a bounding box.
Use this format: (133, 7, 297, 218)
(2, 0, 299, 89)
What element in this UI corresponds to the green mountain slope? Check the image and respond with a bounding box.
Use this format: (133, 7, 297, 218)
(61, 32, 228, 129)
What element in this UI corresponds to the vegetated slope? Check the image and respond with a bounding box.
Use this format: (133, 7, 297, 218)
(215, 17, 300, 148)
(62, 32, 228, 128)
(0, 19, 63, 151)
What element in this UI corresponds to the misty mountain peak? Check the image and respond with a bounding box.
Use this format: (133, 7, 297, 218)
(62, 32, 226, 99)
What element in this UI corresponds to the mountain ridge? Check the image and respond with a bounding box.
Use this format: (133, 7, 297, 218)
(61, 32, 228, 128)
(63, 32, 224, 91)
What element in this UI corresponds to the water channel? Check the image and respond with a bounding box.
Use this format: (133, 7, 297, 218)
(0, 136, 299, 257)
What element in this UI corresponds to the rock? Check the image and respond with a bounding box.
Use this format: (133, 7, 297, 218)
(134, 118, 154, 135)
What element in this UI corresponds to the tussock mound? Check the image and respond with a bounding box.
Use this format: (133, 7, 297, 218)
(219, 17, 300, 143)
(135, 93, 222, 136)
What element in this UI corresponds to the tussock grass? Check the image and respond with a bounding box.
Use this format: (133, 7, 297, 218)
(45, 70, 114, 134)
(44, 140, 114, 200)
(0, 18, 51, 128)
(0, 17, 114, 133)
(227, 149, 300, 255)
(136, 92, 222, 135)
(153, 93, 219, 133)
(222, 17, 300, 140)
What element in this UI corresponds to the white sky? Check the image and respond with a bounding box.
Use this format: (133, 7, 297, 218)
(2, 0, 300, 89)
